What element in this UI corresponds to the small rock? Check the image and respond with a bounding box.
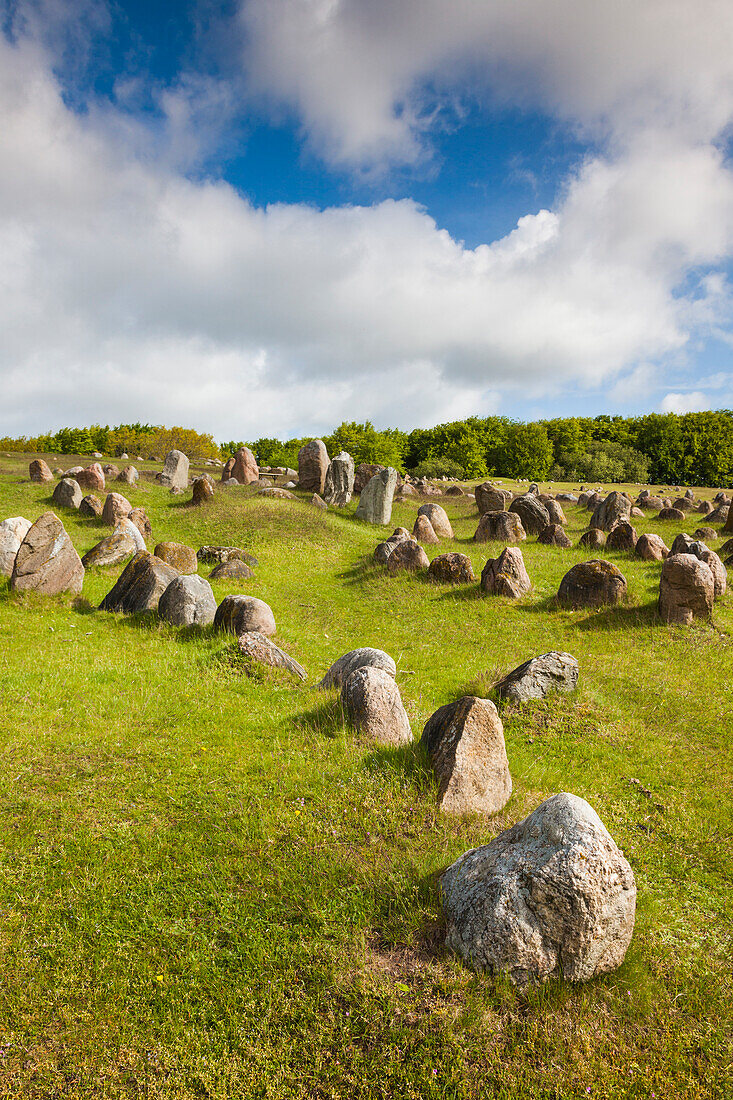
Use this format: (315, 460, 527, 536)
(416, 503, 453, 538)
(79, 494, 103, 517)
(606, 521, 638, 552)
(428, 553, 475, 584)
(102, 493, 133, 526)
(298, 440, 329, 494)
(76, 463, 106, 492)
(412, 514, 439, 543)
(157, 449, 189, 490)
(128, 507, 152, 542)
(557, 560, 627, 608)
(590, 491, 632, 532)
(658, 554, 714, 624)
(209, 559, 254, 581)
(197, 545, 257, 567)
(537, 523, 572, 548)
(495, 651, 579, 703)
(0, 516, 32, 577)
(386, 540, 430, 573)
(158, 575, 217, 626)
(52, 478, 82, 510)
(192, 477, 214, 505)
(310, 493, 327, 510)
(214, 594, 276, 637)
(474, 511, 526, 543)
(634, 533, 669, 561)
(237, 631, 306, 680)
(509, 494, 550, 535)
(117, 465, 139, 486)
(480, 546, 531, 598)
(579, 528, 606, 550)
(29, 459, 53, 483)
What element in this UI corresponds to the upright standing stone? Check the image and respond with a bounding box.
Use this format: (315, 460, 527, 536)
(341, 666, 412, 746)
(0, 517, 32, 577)
(355, 467, 398, 525)
(658, 554, 715, 623)
(52, 478, 82, 510)
(298, 440, 329, 494)
(354, 463, 385, 494)
(99, 551, 178, 613)
(421, 696, 512, 816)
(230, 446, 259, 485)
(590, 491, 632, 532)
(10, 512, 84, 595)
(323, 452, 355, 506)
(76, 464, 105, 491)
(29, 459, 53, 483)
(158, 575, 217, 627)
(157, 450, 189, 490)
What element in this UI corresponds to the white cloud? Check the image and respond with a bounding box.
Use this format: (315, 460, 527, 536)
(240, 0, 733, 169)
(660, 391, 711, 414)
(2, 20, 733, 439)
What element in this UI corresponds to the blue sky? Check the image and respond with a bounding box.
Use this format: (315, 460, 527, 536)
(1, 0, 733, 440)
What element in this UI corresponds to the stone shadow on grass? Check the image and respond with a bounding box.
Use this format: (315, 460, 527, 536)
(293, 693, 345, 739)
(360, 739, 434, 793)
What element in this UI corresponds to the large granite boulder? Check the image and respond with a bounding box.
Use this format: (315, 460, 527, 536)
(230, 446, 258, 485)
(99, 551, 178, 613)
(416, 503, 453, 539)
(76, 463, 105, 491)
(509, 494, 550, 536)
(635, 533, 669, 561)
(157, 449, 189, 490)
(355, 467, 398, 525)
(440, 793, 636, 986)
(298, 440, 329, 494)
(659, 554, 715, 623)
(0, 517, 32, 577)
(421, 696, 512, 815)
(474, 511, 526, 543)
(102, 493, 132, 527)
(158, 575, 217, 627)
(29, 459, 53, 483)
(52, 478, 82, 510)
(428, 553, 475, 584)
(154, 542, 198, 574)
(323, 451, 354, 506)
(236, 632, 307, 681)
(214, 594, 276, 637)
(318, 648, 396, 690)
(10, 512, 84, 595)
(481, 546, 531, 598)
(557, 560, 627, 608)
(341, 667, 412, 746)
(495, 652, 579, 703)
(590, 491, 631, 532)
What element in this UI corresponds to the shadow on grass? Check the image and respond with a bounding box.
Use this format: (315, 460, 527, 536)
(360, 739, 434, 792)
(293, 693, 344, 738)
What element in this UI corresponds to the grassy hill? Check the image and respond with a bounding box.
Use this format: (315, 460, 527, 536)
(0, 453, 731, 1098)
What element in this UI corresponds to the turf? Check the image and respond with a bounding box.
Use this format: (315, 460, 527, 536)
(0, 455, 731, 1098)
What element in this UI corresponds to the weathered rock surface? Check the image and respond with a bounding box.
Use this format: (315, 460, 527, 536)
(606, 521, 638, 552)
(579, 528, 606, 550)
(474, 511, 526, 543)
(209, 559, 254, 581)
(421, 696, 512, 815)
(475, 483, 510, 514)
(298, 440, 329, 494)
(158, 574, 217, 626)
(79, 494, 103, 517)
(495, 652, 579, 703)
(537, 523, 572, 548)
(509, 494, 550, 536)
(102, 492, 132, 526)
(154, 542, 198, 574)
(659, 554, 714, 624)
(191, 477, 214, 505)
(723, 505, 733, 533)
(0, 517, 32, 577)
(318, 647, 396, 690)
(82, 524, 140, 568)
(590, 491, 632, 532)
(355, 467, 398, 525)
(699, 549, 727, 598)
(76, 463, 105, 491)
(258, 487, 295, 500)
(417, 503, 453, 539)
(323, 451, 354, 506)
(230, 446, 259, 485)
(214, 594, 276, 637)
(544, 499, 567, 525)
(412, 514, 439, 543)
(197, 545, 257, 567)
(117, 465, 138, 485)
(440, 793, 636, 986)
(103, 464, 120, 479)
(29, 459, 53, 483)
(52, 478, 82, 510)
(694, 526, 717, 542)
(635, 533, 669, 561)
(386, 539, 430, 574)
(481, 546, 531, 598)
(10, 512, 84, 595)
(657, 507, 686, 522)
(354, 463, 386, 494)
(341, 666, 412, 745)
(374, 528, 411, 564)
(237, 631, 306, 681)
(157, 449, 189, 490)
(99, 550, 178, 613)
(557, 560, 627, 608)
(428, 552, 475, 584)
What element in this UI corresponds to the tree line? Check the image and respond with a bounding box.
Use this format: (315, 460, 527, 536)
(3, 410, 733, 486)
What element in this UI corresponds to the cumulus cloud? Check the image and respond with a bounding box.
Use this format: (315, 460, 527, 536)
(240, 0, 733, 169)
(2, 11, 733, 439)
(660, 392, 711, 414)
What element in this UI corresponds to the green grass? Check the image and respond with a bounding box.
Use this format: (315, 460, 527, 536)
(0, 455, 731, 1098)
